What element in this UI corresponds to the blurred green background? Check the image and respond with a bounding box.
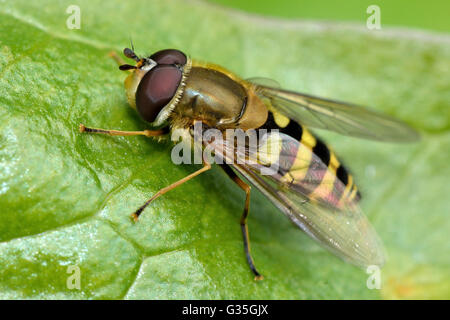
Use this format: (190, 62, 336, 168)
(209, 0, 450, 32)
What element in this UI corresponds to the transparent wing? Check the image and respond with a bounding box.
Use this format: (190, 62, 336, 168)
(245, 77, 280, 88)
(252, 84, 419, 142)
(234, 163, 386, 267)
(206, 130, 385, 267)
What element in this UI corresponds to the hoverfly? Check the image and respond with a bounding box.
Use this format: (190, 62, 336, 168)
(80, 48, 419, 280)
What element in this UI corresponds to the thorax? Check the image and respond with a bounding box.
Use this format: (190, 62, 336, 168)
(172, 62, 268, 130)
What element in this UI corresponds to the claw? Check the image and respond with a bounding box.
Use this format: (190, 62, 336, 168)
(254, 275, 264, 281)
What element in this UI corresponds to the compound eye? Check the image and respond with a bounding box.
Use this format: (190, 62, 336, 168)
(150, 49, 187, 65)
(135, 65, 182, 123)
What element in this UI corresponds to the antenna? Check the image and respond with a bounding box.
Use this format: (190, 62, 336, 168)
(123, 47, 140, 62)
(130, 36, 135, 53)
(119, 64, 137, 71)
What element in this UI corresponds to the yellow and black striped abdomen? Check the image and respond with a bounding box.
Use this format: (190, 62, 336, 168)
(258, 111, 361, 208)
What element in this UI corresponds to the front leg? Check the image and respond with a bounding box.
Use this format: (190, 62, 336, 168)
(79, 123, 167, 137)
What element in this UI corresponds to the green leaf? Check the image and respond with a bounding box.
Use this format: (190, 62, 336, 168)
(0, 0, 449, 299)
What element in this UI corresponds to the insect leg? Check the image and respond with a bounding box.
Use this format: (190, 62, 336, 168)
(79, 124, 165, 137)
(131, 160, 212, 221)
(108, 51, 127, 66)
(220, 164, 264, 281)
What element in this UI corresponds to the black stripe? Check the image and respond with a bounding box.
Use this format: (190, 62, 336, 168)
(258, 112, 301, 178)
(161, 126, 170, 134)
(281, 120, 303, 141)
(260, 112, 326, 195)
(260, 112, 303, 141)
(259, 112, 278, 130)
(312, 139, 330, 167)
(336, 165, 349, 186)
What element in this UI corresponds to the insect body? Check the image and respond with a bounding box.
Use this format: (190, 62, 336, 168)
(80, 48, 419, 280)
